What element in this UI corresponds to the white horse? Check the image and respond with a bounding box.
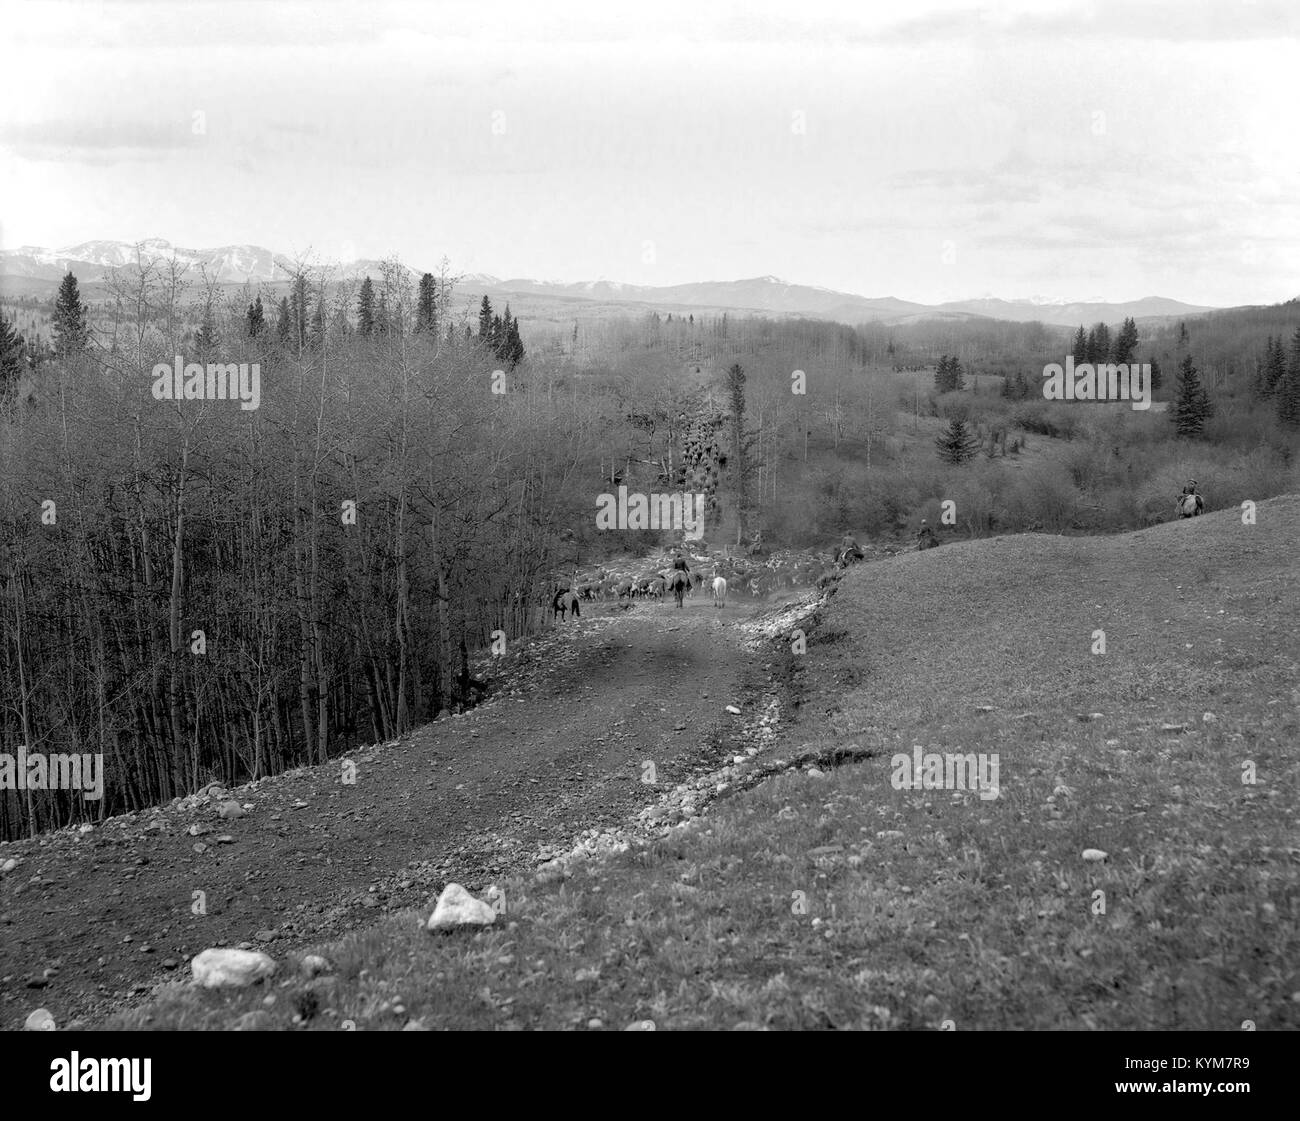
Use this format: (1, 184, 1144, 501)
(712, 574, 727, 608)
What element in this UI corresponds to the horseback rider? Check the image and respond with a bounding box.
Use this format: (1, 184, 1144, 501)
(672, 551, 691, 583)
(917, 519, 939, 550)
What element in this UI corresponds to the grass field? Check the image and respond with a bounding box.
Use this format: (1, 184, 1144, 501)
(112, 497, 1300, 1030)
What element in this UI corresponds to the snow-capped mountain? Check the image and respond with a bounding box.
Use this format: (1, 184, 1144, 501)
(0, 239, 1218, 327)
(0, 239, 298, 285)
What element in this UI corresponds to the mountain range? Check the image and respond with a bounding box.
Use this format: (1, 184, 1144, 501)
(0, 239, 1218, 328)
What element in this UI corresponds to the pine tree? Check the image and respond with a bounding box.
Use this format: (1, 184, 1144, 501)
(357, 277, 375, 337)
(277, 297, 291, 342)
(935, 417, 980, 464)
(503, 315, 525, 368)
(1177, 321, 1189, 349)
(195, 302, 218, 356)
(490, 312, 504, 356)
(1148, 354, 1162, 394)
(1266, 334, 1287, 397)
(53, 272, 89, 357)
(415, 273, 437, 335)
(1113, 317, 1139, 365)
(1277, 328, 1300, 429)
(375, 292, 390, 337)
(246, 296, 265, 337)
(478, 295, 494, 339)
(290, 275, 309, 348)
(934, 354, 964, 393)
(1171, 354, 1213, 437)
(0, 312, 25, 386)
(1072, 326, 1087, 362)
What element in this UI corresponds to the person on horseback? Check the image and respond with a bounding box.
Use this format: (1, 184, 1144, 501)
(837, 533, 864, 567)
(669, 551, 692, 606)
(917, 520, 939, 550)
(1176, 479, 1205, 517)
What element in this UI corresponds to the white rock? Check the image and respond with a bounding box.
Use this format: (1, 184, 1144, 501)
(1, 858, 17, 874)
(1081, 849, 1108, 862)
(1202, 712, 1217, 723)
(427, 883, 497, 931)
(191, 947, 277, 988)
(24, 1008, 56, 1031)
(732, 755, 747, 765)
(218, 801, 245, 820)
(725, 705, 742, 715)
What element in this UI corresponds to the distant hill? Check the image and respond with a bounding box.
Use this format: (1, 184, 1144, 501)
(0, 238, 1220, 329)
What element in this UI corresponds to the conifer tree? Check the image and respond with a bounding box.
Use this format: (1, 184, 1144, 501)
(478, 295, 494, 339)
(246, 296, 265, 337)
(357, 277, 375, 337)
(277, 297, 291, 342)
(1072, 325, 1087, 362)
(1148, 354, 1162, 394)
(415, 273, 438, 335)
(1112, 317, 1139, 365)
(935, 417, 980, 464)
(53, 272, 89, 357)
(1171, 354, 1213, 437)
(1277, 328, 1300, 429)
(0, 313, 25, 386)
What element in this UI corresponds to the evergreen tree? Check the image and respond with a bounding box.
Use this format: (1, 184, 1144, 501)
(1277, 328, 1300, 429)
(290, 275, 308, 348)
(277, 297, 291, 342)
(503, 314, 525, 368)
(490, 312, 504, 356)
(0, 312, 25, 386)
(1171, 355, 1213, 437)
(1072, 326, 1087, 362)
(195, 302, 218, 355)
(1093, 321, 1111, 363)
(1265, 334, 1287, 397)
(357, 277, 375, 337)
(935, 417, 980, 464)
(376, 292, 390, 337)
(1177, 321, 1189, 349)
(478, 295, 494, 339)
(53, 272, 89, 357)
(1148, 354, 1162, 394)
(246, 296, 265, 338)
(934, 354, 965, 393)
(415, 272, 438, 335)
(1112, 317, 1139, 365)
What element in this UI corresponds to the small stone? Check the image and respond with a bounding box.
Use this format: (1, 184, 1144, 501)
(1081, 849, 1108, 862)
(24, 1008, 56, 1031)
(587, 1018, 604, 1029)
(725, 705, 742, 715)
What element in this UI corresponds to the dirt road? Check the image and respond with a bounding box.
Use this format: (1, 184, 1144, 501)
(0, 595, 788, 1029)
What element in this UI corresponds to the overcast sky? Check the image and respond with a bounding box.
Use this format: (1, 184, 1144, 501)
(2, 0, 1298, 306)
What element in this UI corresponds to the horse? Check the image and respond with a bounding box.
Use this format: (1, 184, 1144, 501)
(712, 575, 727, 608)
(667, 569, 689, 608)
(1177, 493, 1205, 518)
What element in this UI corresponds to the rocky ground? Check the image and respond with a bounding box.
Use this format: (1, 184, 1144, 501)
(0, 587, 825, 1030)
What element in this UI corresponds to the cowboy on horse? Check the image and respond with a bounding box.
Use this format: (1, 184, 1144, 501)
(667, 551, 692, 607)
(1176, 480, 1205, 518)
(917, 520, 939, 550)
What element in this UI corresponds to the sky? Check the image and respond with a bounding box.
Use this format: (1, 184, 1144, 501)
(1, 0, 1298, 306)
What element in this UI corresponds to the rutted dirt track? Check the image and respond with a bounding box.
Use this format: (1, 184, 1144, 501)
(0, 595, 800, 1029)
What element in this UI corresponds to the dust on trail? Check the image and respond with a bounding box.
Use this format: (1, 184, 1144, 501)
(0, 593, 801, 1029)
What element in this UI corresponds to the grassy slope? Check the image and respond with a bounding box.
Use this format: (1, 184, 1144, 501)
(114, 497, 1299, 1030)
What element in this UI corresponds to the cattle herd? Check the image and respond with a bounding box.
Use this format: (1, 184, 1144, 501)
(548, 539, 907, 620)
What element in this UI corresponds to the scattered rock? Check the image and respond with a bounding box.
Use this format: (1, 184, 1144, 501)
(725, 705, 742, 715)
(624, 1019, 656, 1031)
(427, 883, 497, 931)
(191, 947, 277, 988)
(300, 954, 332, 978)
(1081, 849, 1108, 862)
(24, 1008, 55, 1031)
(217, 801, 245, 820)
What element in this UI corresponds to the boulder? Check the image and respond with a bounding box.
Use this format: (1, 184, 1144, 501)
(191, 947, 277, 988)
